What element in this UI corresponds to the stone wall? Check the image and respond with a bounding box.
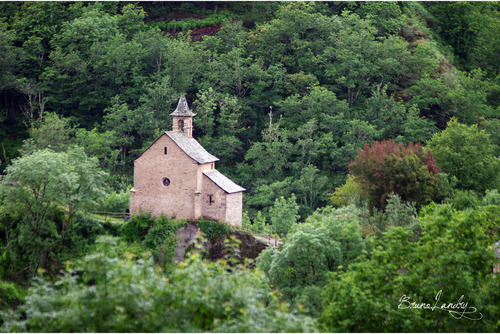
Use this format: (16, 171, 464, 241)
(225, 192, 243, 228)
(201, 174, 226, 222)
(131, 134, 199, 219)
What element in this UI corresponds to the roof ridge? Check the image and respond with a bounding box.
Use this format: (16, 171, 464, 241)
(165, 131, 218, 164)
(203, 169, 245, 194)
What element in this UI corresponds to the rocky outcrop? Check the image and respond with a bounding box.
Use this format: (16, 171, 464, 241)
(232, 230, 268, 259)
(174, 222, 200, 262)
(173, 222, 269, 264)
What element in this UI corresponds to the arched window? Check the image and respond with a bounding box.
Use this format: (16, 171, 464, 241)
(178, 120, 184, 132)
(164, 147, 167, 155)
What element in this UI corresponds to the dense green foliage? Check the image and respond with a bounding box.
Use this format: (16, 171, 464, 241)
(0, 148, 106, 280)
(0, 1, 498, 217)
(118, 214, 188, 273)
(268, 194, 299, 237)
(0, 280, 26, 311)
(95, 189, 130, 213)
(258, 205, 368, 316)
(426, 2, 500, 77)
(1, 236, 314, 333)
(143, 215, 186, 271)
(198, 219, 232, 240)
(318, 203, 500, 332)
(428, 118, 500, 193)
(0, 2, 499, 332)
(120, 213, 154, 242)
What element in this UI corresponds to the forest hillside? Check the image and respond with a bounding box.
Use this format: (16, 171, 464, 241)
(0, 2, 499, 332)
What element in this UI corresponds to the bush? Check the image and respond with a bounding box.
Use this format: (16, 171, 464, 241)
(70, 214, 106, 246)
(198, 219, 232, 240)
(482, 189, 500, 206)
(0, 281, 26, 311)
(445, 189, 481, 210)
(120, 214, 154, 242)
(100, 220, 121, 236)
(258, 206, 368, 316)
(143, 215, 185, 249)
(95, 190, 130, 213)
(57, 214, 108, 262)
(144, 216, 186, 271)
(0, 203, 65, 281)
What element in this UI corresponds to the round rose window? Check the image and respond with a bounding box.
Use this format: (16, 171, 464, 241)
(162, 178, 170, 186)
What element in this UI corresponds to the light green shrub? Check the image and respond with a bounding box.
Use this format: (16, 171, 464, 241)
(1, 236, 315, 333)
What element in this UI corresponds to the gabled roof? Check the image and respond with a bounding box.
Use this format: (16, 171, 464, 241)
(170, 94, 196, 117)
(166, 131, 218, 164)
(203, 169, 245, 194)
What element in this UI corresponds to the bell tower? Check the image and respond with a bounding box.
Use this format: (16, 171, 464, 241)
(171, 94, 196, 138)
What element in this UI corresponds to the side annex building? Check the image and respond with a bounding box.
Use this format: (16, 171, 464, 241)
(130, 95, 245, 227)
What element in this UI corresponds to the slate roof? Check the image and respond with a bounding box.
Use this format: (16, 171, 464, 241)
(170, 94, 196, 117)
(203, 169, 245, 194)
(165, 131, 218, 164)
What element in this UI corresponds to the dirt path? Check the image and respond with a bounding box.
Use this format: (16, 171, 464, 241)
(253, 235, 282, 247)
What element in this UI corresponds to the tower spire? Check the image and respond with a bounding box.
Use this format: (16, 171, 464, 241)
(171, 94, 196, 138)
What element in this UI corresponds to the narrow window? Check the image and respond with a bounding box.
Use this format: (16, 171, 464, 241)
(208, 194, 214, 205)
(179, 120, 184, 132)
(162, 178, 170, 186)
(164, 147, 168, 155)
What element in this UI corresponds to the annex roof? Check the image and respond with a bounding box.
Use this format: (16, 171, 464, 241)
(170, 94, 196, 117)
(165, 131, 218, 164)
(203, 169, 245, 194)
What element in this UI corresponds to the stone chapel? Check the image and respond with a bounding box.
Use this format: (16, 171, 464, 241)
(130, 95, 245, 227)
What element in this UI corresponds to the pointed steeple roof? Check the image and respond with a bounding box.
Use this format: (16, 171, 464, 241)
(170, 94, 196, 117)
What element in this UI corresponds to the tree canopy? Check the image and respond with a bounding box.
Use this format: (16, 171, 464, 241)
(349, 140, 441, 209)
(428, 118, 500, 193)
(0, 2, 499, 332)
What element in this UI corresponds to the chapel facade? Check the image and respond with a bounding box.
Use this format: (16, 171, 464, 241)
(130, 95, 245, 227)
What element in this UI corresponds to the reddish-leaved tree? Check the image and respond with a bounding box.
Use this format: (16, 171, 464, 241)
(349, 140, 440, 209)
